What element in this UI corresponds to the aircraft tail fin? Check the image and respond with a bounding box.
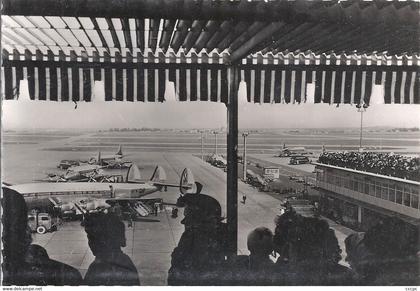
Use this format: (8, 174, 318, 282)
(150, 165, 167, 182)
(126, 164, 142, 182)
(116, 145, 123, 156)
(179, 168, 195, 195)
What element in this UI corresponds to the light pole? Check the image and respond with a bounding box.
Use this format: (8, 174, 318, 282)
(356, 103, 368, 151)
(199, 130, 205, 161)
(242, 132, 249, 181)
(212, 131, 219, 155)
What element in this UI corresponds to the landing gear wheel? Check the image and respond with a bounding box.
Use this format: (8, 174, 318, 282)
(36, 226, 47, 234)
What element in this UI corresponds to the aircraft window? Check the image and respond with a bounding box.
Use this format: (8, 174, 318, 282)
(28, 217, 35, 221)
(41, 217, 50, 221)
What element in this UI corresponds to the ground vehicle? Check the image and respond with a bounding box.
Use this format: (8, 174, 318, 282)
(28, 212, 60, 234)
(263, 167, 280, 181)
(289, 156, 310, 165)
(282, 199, 318, 218)
(207, 154, 227, 168)
(246, 169, 269, 191)
(296, 177, 305, 183)
(58, 160, 79, 170)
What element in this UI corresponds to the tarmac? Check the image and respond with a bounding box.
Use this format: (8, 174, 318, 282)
(28, 152, 355, 285)
(3, 131, 357, 285)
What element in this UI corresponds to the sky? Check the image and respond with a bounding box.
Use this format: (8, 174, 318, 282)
(2, 81, 420, 130)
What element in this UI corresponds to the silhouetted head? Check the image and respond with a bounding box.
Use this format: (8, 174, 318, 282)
(247, 227, 273, 257)
(82, 212, 126, 256)
(178, 194, 223, 227)
(345, 217, 419, 279)
(273, 210, 299, 255)
(363, 217, 419, 259)
(274, 212, 341, 266)
(344, 232, 374, 275)
(2, 187, 32, 283)
(24, 244, 49, 265)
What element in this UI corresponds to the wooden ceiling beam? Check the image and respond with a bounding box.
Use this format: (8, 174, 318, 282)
(193, 20, 220, 53)
(159, 19, 176, 52)
(183, 20, 206, 53)
(205, 20, 234, 52)
(121, 18, 133, 50)
(135, 19, 145, 52)
(148, 18, 160, 52)
(229, 22, 286, 64)
(106, 18, 121, 50)
(170, 20, 192, 53)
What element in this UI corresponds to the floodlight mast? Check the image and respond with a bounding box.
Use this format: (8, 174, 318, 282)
(242, 132, 249, 181)
(357, 102, 368, 151)
(199, 130, 205, 161)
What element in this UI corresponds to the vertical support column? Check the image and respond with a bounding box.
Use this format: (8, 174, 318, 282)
(226, 65, 239, 256)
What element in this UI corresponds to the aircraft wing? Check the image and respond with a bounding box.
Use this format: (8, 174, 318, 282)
(152, 182, 190, 188)
(103, 160, 132, 169)
(34, 176, 93, 183)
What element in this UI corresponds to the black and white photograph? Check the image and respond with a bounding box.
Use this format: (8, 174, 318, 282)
(1, 0, 419, 288)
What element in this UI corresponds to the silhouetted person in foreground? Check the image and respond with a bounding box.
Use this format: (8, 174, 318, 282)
(23, 244, 82, 285)
(345, 217, 419, 285)
(168, 193, 228, 285)
(246, 227, 274, 271)
(2, 187, 82, 285)
(83, 212, 140, 285)
(272, 211, 354, 285)
(227, 227, 275, 285)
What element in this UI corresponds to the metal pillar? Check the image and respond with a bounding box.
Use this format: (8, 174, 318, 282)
(357, 104, 366, 151)
(242, 132, 249, 180)
(359, 109, 364, 150)
(214, 132, 218, 155)
(200, 130, 205, 161)
(212, 131, 218, 155)
(226, 65, 239, 256)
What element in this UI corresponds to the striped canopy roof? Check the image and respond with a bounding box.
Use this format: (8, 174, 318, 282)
(1, 0, 419, 104)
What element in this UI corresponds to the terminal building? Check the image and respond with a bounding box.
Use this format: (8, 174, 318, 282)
(314, 162, 420, 231)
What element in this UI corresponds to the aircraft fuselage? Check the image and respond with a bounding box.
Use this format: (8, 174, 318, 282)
(9, 182, 160, 211)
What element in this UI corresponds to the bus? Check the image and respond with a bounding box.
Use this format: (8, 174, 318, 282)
(289, 156, 310, 165)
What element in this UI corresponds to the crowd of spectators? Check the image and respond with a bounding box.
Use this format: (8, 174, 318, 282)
(318, 152, 420, 181)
